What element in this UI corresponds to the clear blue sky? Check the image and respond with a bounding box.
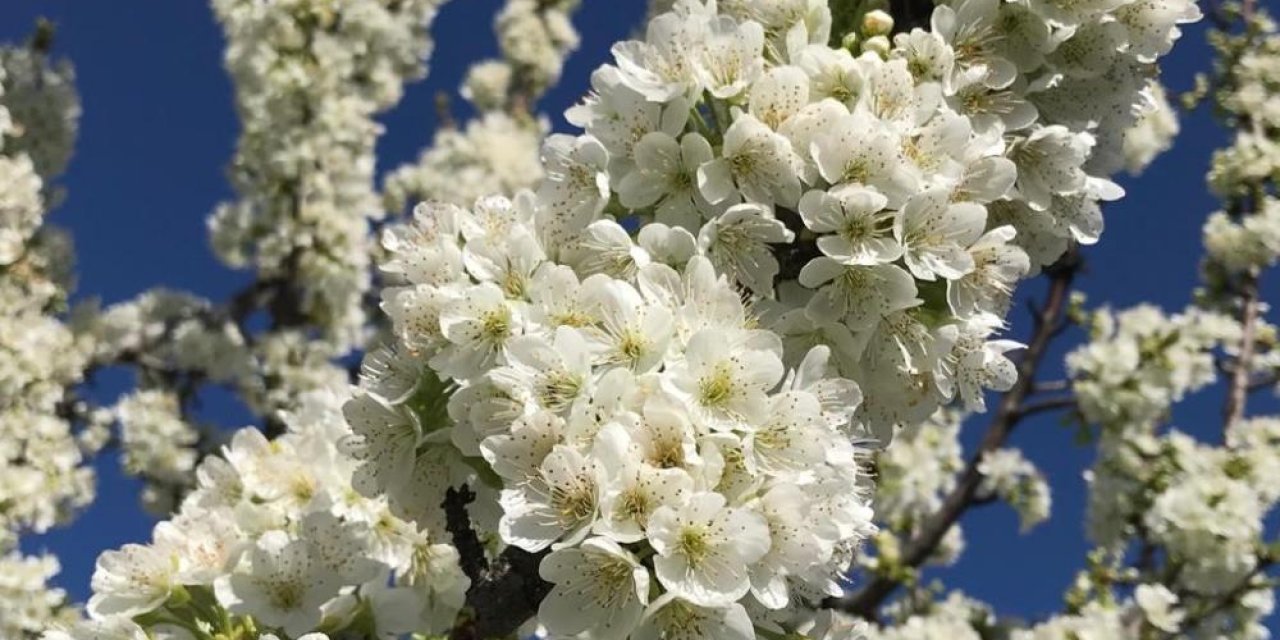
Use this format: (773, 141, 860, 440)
(3, 0, 1274, 627)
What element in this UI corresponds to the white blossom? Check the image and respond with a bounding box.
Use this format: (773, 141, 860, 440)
(647, 492, 771, 607)
(538, 537, 650, 639)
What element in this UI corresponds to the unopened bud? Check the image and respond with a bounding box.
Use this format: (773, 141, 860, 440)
(862, 10, 894, 37)
(840, 31, 859, 52)
(862, 34, 891, 58)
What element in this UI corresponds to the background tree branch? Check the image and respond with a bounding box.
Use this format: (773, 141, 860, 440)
(1222, 268, 1261, 429)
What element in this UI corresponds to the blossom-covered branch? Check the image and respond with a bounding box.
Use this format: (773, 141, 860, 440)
(0, 22, 91, 637)
(834, 249, 1079, 618)
(10, 0, 1242, 637)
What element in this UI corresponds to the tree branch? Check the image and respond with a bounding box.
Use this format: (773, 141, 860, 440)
(1222, 271, 1259, 429)
(830, 248, 1081, 618)
(443, 486, 488, 586)
(1032, 379, 1071, 393)
(441, 484, 552, 639)
(449, 545, 551, 640)
(1167, 557, 1274, 637)
(1015, 394, 1077, 419)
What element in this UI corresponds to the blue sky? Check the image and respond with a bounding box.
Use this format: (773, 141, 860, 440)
(3, 0, 1273, 627)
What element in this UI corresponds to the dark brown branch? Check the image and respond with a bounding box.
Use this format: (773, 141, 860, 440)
(441, 485, 549, 640)
(222, 277, 280, 328)
(831, 248, 1081, 618)
(1014, 394, 1077, 419)
(449, 545, 551, 640)
(443, 486, 488, 586)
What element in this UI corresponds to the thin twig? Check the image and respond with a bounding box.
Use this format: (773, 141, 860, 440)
(1248, 370, 1278, 393)
(1032, 379, 1071, 393)
(1222, 271, 1260, 429)
(1015, 394, 1077, 419)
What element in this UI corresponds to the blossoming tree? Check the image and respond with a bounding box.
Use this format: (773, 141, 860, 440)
(2, 0, 1276, 638)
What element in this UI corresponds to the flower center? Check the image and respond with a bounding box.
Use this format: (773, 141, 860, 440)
(617, 328, 648, 363)
(841, 216, 874, 244)
(677, 526, 711, 564)
(650, 438, 685, 468)
(619, 486, 652, 521)
(588, 557, 635, 609)
(842, 158, 870, 184)
(698, 363, 736, 408)
(501, 268, 527, 299)
(480, 307, 511, 341)
(266, 580, 304, 611)
(656, 600, 708, 639)
(551, 309, 593, 328)
(550, 477, 597, 527)
(537, 370, 582, 411)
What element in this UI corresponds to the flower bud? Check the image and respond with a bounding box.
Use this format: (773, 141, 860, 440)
(840, 31, 859, 52)
(862, 10, 894, 37)
(862, 34, 891, 57)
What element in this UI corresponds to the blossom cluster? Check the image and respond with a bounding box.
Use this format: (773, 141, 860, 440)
(0, 39, 90, 638)
(1198, 14, 1280, 279)
(0, 41, 87, 545)
(1203, 196, 1280, 274)
(382, 111, 548, 216)
(1061, 285, 1280, 636)
(342, 0, 1199, 634)
(0, 45, 78, 203)
(870, 409, 966, 565)
(1208, 13, 1280, 200)
(358, 194, 876, 637)
(111, 390, 202, 508)
(382, 0, 583, 215)
(866, 592, 991, 640)
(1142, 425, 1278, 595)
(1041, 9, 1280, 636)
(91, 304, 350, 432)
(45, 0, 1216, 636)
(975, 447, 1049, 531)
(1121, 80, 1179, 175)
(0, 550, 76, 638)
(62, 389, 469, 640)
(0, 45, 77, 264)
(78, 285, 367, 514)
(1065, 217, 1278, 636)
(890, 587, 1217, 640)
(84, 291, 248, 513)
(1012, 601, 1133, 639)
(491, 0, 581, 106)
(207, 0, 445, 346)
(1068, 304, 1236, 431)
